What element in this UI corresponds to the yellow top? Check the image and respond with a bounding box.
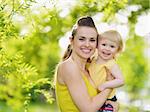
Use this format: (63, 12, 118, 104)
(88, 59, 116, 99)
(55, 73, 98, 112)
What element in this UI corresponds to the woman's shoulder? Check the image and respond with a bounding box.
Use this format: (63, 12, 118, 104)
(58, 58, 78, 76)
(57, 58, 81, 84)
(58, 58, 75, 69)
(57, 58, 76, 84)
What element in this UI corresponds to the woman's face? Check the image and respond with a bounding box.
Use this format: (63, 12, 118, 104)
(71, 26, 97, 59)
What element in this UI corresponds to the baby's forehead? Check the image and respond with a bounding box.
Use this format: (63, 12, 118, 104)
(99, 38, 118, 45)
(99, 37, 113, 41)
(99, 34, 119, 42)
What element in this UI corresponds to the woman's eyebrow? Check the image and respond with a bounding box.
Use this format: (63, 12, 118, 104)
(90, 37, 96, 39)
(78, 36, 97, 39)
(78, 36, 86, 38)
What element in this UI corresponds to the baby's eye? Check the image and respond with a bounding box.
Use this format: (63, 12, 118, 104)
(110, 45, 115, 48)
(102, 44, 106, 46)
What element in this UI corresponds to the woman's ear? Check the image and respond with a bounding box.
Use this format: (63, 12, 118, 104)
(69, 36, 73, 44)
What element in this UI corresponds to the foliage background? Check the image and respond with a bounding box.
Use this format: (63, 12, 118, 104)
(0, 0, 149, 112)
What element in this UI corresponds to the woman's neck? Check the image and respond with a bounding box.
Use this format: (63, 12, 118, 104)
(71, 53, 87, 71)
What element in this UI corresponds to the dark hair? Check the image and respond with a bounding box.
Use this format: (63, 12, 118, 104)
(62, 16, 98, 61)
(72, 16, 97, 37)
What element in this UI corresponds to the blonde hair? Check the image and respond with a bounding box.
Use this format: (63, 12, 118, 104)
(98, 30, 124, 53)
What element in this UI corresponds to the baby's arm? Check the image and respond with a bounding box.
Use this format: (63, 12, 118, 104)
(98, 63, 124, 91)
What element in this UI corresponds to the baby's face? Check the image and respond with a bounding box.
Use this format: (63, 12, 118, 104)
(97, 38, 119, 60)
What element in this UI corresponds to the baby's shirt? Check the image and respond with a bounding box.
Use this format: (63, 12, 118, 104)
(88, 59, 116, 99)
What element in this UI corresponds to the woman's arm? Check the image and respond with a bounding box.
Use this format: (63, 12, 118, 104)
(98, 64, 124, 91)
(58, 62, 112, 112)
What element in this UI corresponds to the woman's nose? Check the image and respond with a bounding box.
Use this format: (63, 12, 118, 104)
(85, 40, 90, 47)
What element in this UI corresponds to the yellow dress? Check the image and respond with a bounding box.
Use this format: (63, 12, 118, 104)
(55, 73, 98, 112)
(88, 59, 116, 99)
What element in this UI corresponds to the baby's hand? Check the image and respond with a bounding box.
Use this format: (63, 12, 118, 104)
(98, 84, 106, 91)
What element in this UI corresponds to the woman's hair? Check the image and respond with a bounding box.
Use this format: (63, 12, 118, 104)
(98, 30, 124, 53)
(62, 16, 98, 61)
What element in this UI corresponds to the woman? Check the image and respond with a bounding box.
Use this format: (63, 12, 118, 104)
(55, 16, 118, 112)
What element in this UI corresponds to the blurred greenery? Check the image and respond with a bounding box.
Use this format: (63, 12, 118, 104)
(0, 101, 59, 112)
(0, 0, 149, 112)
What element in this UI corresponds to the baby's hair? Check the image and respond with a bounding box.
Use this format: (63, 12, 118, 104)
(98, 30, 124, 53)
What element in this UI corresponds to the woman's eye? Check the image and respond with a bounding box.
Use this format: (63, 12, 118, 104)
(90, 39, 96, 42)
(79, 38, 84, 41)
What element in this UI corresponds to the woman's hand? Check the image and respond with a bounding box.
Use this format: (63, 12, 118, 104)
(105, 100, 119, 112)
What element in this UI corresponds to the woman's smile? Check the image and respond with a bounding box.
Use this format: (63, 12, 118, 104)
(80, 47, 91, 54)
